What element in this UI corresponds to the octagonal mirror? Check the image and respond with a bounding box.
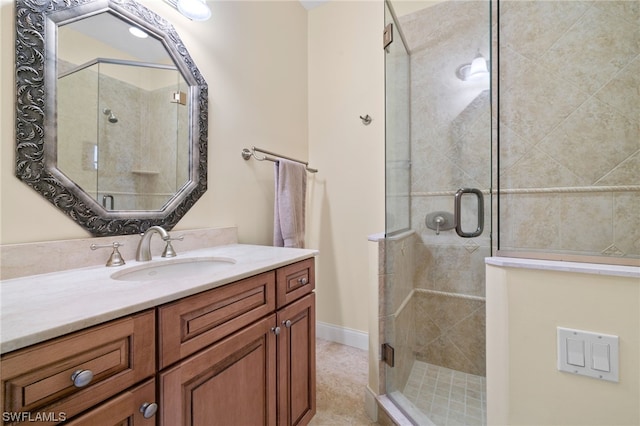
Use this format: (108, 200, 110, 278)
(15, 0, 208, 236)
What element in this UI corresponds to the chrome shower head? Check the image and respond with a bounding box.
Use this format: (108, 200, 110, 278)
(102, 108, 118, 123)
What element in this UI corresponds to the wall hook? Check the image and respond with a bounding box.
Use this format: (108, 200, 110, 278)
(359, 114, 372, 125)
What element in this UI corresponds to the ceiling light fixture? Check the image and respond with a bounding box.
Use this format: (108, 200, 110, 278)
(456, 50, 490, 82)
(165, 0, 211, 21)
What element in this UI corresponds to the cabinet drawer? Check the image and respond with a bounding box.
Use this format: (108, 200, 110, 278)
(66, 378, 157, 426)
(276, 258, 315, 308)
(0, 310, 155, 425)
(158, 271, 276, 368)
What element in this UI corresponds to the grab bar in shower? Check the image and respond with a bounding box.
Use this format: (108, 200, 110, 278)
(454, 188, 484, 238)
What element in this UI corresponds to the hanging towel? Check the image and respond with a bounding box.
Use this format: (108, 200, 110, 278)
(274, 159, 307, 248)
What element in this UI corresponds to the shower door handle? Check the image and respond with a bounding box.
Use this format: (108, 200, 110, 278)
(454, 188, 484, 238)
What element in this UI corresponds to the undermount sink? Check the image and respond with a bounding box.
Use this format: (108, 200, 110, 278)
(111, 257, 236, 282)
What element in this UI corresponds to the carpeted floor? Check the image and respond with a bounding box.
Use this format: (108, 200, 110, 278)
(309, 339, 379, 426)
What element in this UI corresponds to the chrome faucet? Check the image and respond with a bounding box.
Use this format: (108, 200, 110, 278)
(136, 226, 171, 261)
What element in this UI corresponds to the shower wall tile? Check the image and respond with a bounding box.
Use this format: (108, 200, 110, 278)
(499, 193, 562, 251)
(99, 76, 143, 209)
(412, 151, 474, 194)
(381, 298, 415, 394)
(414, 244, 488, 298)
(378, 233, 419, 394)
(499, 1, 639, 259)
(537, 97, 640, 185)
(595, 55, 640, 125)
(593, 0, 640, 26)
(497, 125, 530, 173)
(501, 145, 584, 189)
(614, 192, 640, 257)
(597, 152, 640, 187)
(413, 292, 485, 376)
(560, 193, 614, 254)
(446, 91, 492, 187)
(499, 48, 590, 145)
(541, 6, 640, 94)
(399, 1, 488, 55)
(499, 1, 591, 61)
(414, 292, 478, 342)
(383, 233, 416, 315)
(447, 306, 486, 374)
(57, 65, 99, 196)
(449, 90, 490, 142)
(394, 298, 416, 393)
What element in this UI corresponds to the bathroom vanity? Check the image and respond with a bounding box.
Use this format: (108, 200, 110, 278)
(1, 244, 316, 426)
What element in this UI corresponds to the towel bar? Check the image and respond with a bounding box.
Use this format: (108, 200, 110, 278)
(242, 146, 318, 173)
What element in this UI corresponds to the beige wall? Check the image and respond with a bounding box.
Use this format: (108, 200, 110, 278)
(0, 0, 308, 246)
(2, 0, 383, 336)
(487, 264, 640, 425)
(307, 0, 385, 334)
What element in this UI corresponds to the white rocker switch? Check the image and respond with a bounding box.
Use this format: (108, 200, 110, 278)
(592, 342, 610, 372)
(566, 338, 585, 367)
(557, 327, 618, 382)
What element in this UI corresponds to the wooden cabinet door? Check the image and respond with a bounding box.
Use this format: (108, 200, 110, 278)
(65, 379, 157, 426)
(160, 314, 277, 426)
(277, 294, 316, 426)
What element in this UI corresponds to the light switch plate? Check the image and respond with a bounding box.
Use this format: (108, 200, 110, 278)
(557, 327, 619, 382)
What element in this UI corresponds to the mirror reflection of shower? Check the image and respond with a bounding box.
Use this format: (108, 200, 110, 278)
(102, 108, 118, 123)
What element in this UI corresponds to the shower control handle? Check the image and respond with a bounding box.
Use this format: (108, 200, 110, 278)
(454, 188, 484, 238)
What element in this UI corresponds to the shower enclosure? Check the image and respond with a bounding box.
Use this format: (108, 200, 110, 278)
(381, 0, 638, 424)
(57, 60, 189, 211)
(56, 15, 190, 211)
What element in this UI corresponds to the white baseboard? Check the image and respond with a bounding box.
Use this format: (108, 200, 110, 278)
(316, 321, 368, 351)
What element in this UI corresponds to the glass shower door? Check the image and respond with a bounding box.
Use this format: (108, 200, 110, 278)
(383, 0, 492, 424)
(384, 0, 411, 236)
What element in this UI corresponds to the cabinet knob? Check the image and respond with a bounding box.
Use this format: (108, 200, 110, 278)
(70, 369, 94, 388)
(297, 277, 309, 285)
(271, 326, 281, 336)
(283, 319, 292, 328)
(139, 402, 158, 419)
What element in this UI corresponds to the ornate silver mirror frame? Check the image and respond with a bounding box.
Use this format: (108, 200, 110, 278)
(15, 0, 207, 236)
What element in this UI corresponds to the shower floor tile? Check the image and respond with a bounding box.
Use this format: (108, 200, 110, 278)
(403, 361, 486, 426)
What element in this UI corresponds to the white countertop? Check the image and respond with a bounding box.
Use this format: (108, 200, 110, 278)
(485, 256, 640, 278)
(0, 244, 318, 354)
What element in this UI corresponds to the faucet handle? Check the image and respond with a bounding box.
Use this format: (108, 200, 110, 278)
(162, 235, 183, 258)
(90, 242, 126, 267)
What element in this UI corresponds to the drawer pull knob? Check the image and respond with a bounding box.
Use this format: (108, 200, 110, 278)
(283, 319, 292, 328)
(271, 326, 281, 336)
(297, 277, 309, 285)
(139, 402, 158, 419)
(71, 369, 94, 388)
